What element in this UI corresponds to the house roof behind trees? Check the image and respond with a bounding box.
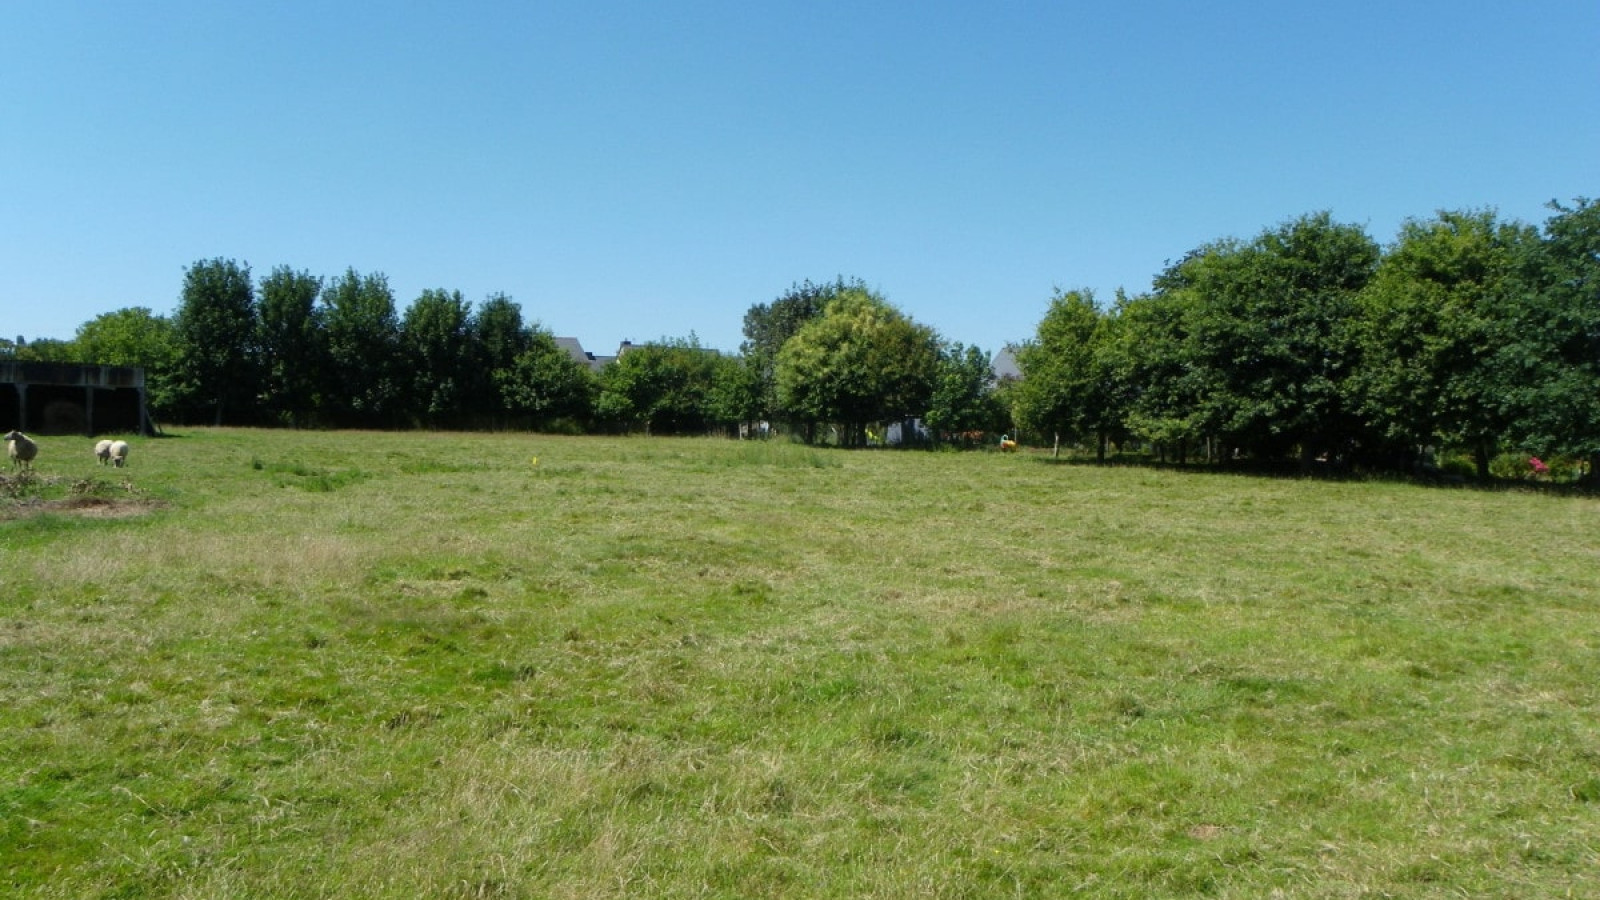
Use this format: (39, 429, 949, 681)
(554, 337, 614, 373)
(991, 347, 1021, 381)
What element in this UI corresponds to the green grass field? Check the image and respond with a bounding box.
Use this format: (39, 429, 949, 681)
(3, 429, 1598, 898)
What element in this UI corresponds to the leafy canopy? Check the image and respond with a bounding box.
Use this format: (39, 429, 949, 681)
(775, 288, 939, 443)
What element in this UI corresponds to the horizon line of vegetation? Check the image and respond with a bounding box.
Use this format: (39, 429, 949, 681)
(4, 198, 1597, 483)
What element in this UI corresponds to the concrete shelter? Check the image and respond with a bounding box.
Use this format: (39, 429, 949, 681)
(1, 362, 155, 435)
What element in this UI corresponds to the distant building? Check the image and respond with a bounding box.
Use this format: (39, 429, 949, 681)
(555, 338, 713, 373)
(991, 347, 1022, 382)
(554, 337, 604, 373)
(556, 337, 637, 372)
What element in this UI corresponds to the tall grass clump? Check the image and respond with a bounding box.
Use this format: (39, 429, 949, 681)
(2, 428, 1598, 898)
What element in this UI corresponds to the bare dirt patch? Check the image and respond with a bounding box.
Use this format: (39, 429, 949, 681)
(0, 474, 165, 521)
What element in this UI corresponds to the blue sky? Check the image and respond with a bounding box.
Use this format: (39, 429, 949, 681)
(3, 2, 1595, 357)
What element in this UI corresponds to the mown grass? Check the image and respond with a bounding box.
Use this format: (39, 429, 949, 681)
(2, 429, 1598, 898)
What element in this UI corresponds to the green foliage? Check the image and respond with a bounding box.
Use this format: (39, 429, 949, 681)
(1484, 450, 1586, 481)
(925, 342, 1001, 439)
(1351, 210, 1535, 476)
(1134, 213, 1378, 461)
(1101, 289, 1202, 452)
(170, 258, 262, 425)
(596, 336, 726, 434)
(1012, 288, 1112, 451)
(741, 277, 865, 421)
(1012, 203, 1600, 475)
(474, 293, 531, 371)
(741, 277, 855, 360)
(73, 307, 180, 415)
(72, 306, 177, 370)
(775, 289, 940, 445)
(7, 336, 77, 361)
(0, 469, 45, 500)
(256, 267, 325, 427)
(321, 269, 403, 426)
(706, 353, 765, 429)
(29, 195, 1600, 471)
(470, 292, 534, 421)
(495, 328, 597, 426)
(400, 288, 475, 425)
(1501, 199, 1600, 467)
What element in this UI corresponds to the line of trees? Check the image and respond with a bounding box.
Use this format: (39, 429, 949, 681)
(10, 262, 600, 431)
(4, 196, 1594, 479)
(3, 266, 1004, 441)
(1009, 201, 1600, 480)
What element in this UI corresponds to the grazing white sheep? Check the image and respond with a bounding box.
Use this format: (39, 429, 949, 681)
(5, 430, 38, 471)
(109, 440, 130, 468)
(95, 439, 114, 465)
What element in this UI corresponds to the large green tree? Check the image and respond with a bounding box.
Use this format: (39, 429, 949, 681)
(925, 342, 1003, 444)
(474, 294, 530, 369)
(741, 277, 864, 422)
(470, 293, 533, 421)
(74, 307, 177, 370)
(1502, 198, 1600, 477)
(171, 257, 261, 425)
(257, 266, 325, 428)
(1155, 213, 1379, 463)
(1352, 210, 1535, 477)
(321, 269, 402, 427)
(73, 307, 181, 419)
(401, 288, 476, 426)
(1104, 289, 1213, 461)
(706, 354, 766, 436)
(495, 327, 596, 429)
(775, 289, 940, 446)
(1011, 289, 1117, 458)
(596, 336, 726, 435)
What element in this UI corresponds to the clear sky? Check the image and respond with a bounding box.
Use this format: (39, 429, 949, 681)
(3, 2, 1595, 357)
